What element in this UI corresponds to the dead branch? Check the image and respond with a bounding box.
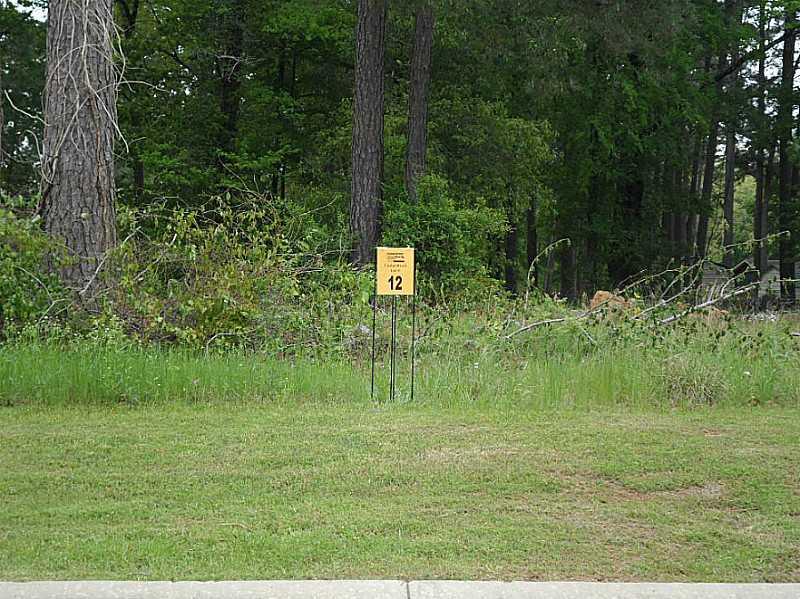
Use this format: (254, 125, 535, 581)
(505, 316, 569, 338)
(659, 284, 758, 325)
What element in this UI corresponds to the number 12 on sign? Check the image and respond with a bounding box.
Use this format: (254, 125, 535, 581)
(376, 247, 414, 296)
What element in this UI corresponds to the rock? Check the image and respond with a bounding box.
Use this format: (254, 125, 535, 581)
(353, 324, 372, 337)
(344, 324, 373, 352)
(590, 291, 632, 311)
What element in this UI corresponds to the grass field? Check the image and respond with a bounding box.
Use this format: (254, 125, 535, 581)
(1, 340, 799, 582)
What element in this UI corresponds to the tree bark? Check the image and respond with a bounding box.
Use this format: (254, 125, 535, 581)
(217, 0, 244, 160)
(559, 241, 577, 303)
(754, 1, 769, 279)
(117, 0, 145, 202)
(722, 120, 736, 269)
(351, 0, 386, 266)
(404, 3, 434, 203)
(778, 9, 797, 303)
(526, 198, 538, 288)
(697, 120, 720, 259)
(722, 2, 742, 270)
(0, 64, 4, 176)
(41, 0, 118, 302)
(504, 215, 518, 294)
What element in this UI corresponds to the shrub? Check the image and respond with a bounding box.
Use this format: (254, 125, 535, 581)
(109, 198, 375, 353)
(0, 206, 65, 338)
(382, 174, 507, 302)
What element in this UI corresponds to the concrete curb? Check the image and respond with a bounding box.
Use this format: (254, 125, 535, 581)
(0, 581, 408, 599)
(2, 581, 799, 599)
(410, 581, 800, 598)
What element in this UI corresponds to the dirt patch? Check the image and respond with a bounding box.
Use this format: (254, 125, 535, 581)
(672, 482, 724, 499)
(419, 446, 523, 464)
(543, 469, 727, 503)
(702, 428, 726, 438)
(578, 475, 727, 503)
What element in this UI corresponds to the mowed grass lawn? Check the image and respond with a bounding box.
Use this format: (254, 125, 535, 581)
(1, 403, 799, 582)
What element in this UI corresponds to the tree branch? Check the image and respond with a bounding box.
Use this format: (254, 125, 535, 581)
(715, 32, 787, 84)
(659, 284, 757, 325)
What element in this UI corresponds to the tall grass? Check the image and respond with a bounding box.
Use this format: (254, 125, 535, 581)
(2, 318, 798, 410)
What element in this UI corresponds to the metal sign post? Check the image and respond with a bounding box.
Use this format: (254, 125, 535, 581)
(371, 247, 416, 402)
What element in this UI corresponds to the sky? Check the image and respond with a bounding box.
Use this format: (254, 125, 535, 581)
(8, 0, 45, 22)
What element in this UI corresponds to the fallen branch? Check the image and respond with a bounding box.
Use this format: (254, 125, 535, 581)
(658, 284, 758, 325)
(506, 293, 624, 339)
(505, 316, 569, 339)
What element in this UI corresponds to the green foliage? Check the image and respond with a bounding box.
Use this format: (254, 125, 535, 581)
(3, 0, 795, 306)
(383, 175, 506, 298)
(0, 206, 64, 338)
(0, 2, 45, 194)
(108, 197, 375, 352)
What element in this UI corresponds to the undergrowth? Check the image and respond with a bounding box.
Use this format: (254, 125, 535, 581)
(2, 196, 800, 410)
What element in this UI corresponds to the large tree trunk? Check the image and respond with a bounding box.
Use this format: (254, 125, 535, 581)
(404, 2, 434, 204)
(754, 1, 769, 280)
(722, 3, 742, 270)
(41, 0, 118, 302)
(778, 9, 797, 303)
(351, 0, 386, 266)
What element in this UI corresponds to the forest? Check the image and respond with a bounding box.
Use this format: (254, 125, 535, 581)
(2, 0, 800, 344)
(3, 2, 800, 583)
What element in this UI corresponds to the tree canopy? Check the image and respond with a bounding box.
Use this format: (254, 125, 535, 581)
(3, 0, 800, 302)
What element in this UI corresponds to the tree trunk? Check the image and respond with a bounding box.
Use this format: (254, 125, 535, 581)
(760, 144, 776, 277)
(778, 9, 797, 303)
(722, 120, 736, 269)
(404, 3, 434, 203)
(686, 214, 698, 258)
(526, 198, 538, 288)
(697, 123, 720, 259)
(351, 0, 386, 266)
(504, 216, 518, 294)
(686, 133, 703, 257)
(41, 0, 118, 302)
(0, 64, 4, 177)
(217, 0, 244, 160)
(722, 2, 742, 270)
(754, 1, 769, 280)
(559, 241, 577, 303)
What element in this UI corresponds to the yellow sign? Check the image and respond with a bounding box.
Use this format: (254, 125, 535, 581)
(376, 247, 415, 296)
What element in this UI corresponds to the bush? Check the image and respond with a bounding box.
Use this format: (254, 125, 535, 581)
(109, 198, 375, 353)
(383, 174, 507, 302)
(0, 206, 65, 338)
